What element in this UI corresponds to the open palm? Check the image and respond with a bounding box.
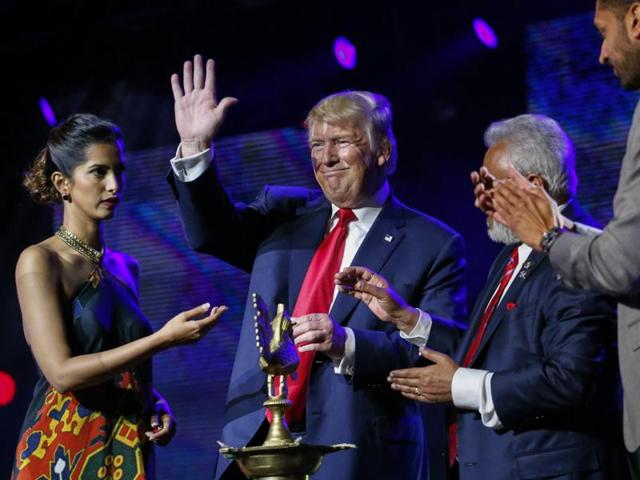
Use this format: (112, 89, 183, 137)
(171, 55, 238, 151)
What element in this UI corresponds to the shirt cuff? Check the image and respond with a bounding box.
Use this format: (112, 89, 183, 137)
(452, 367, 487, 410)
(333, 327, 355, 376)
(479, 372, 502, 429)
(170, 143, 214, 182)
(399, 308, 432, 348)
(452, 368, 502, 429)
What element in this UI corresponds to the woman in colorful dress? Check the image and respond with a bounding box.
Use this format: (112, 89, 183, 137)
(12, 113, 226, 479)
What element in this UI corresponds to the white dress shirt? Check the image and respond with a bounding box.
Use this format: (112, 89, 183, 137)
(451, 243, 533, 429)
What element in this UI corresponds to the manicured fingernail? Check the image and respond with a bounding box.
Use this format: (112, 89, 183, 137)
(202, 302, 210, 310)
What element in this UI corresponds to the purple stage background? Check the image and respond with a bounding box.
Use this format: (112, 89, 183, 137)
(3, 4, 638, 478)
(91, 12, 635, 478)
(527, 13, 639, 224)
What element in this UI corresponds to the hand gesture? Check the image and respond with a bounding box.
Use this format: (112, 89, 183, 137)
(335, 266, 418, 334)
(171, 54, 238, 156)
(492, 165, 561, 250)
(470, 166, 497, 216)
(159, 302, 227, 346)
(292, 313, 346, 361)
(388, 347, 459, 403)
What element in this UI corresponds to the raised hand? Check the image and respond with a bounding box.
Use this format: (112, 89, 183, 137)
(336, 266, 419, 334)
(170, 54, 238, 156)
(159, 302, 227, 346)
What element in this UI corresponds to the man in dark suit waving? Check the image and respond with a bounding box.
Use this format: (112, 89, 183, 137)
(340, 114, 629, 479)
(167, 55, 467, 479)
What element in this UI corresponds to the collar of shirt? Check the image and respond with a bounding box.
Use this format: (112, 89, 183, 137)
(496, 243, 533, 304)
(328, 181, 390, 232)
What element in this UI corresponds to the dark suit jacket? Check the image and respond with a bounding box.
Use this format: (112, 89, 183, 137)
(454, 243, 627, 480)
(170, 166, 467, 480)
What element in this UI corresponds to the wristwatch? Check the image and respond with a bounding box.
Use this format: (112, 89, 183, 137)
(540, 227, 563, 254)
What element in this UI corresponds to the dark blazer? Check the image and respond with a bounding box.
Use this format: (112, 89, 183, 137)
(170, 166, 467, 480)
(454, 242, 627, 480)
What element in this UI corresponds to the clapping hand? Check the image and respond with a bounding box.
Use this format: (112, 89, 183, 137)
(470, 166, 497, 216)
(491, 165, 562, 250)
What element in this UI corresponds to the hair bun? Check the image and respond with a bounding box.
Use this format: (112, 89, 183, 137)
(23, 147, 61, 204)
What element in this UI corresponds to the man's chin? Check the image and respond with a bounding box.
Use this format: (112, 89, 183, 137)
(320, 186, 357, 208)
(620, 76, 640, 91)
(487, 224, 520, 245)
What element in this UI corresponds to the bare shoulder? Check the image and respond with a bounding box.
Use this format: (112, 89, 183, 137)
(16, 240, 62, 281)
(103, 249, 140, 300)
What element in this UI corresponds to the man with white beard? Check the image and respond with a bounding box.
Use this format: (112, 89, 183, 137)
(337, 114, 629, 479)
(481, 115, 597, 244)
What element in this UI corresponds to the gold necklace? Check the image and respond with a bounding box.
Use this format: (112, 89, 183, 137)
(55, 226, 104, 265)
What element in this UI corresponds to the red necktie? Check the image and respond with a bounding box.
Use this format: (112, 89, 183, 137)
(449, 247, 519, 466)
(275, 208, 356, 427)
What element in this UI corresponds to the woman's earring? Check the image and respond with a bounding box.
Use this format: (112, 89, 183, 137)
(62, 193, 70, 201)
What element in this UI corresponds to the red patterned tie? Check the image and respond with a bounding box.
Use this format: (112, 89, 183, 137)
(448, 247, 519, 466)
(278, 208, 356, 427)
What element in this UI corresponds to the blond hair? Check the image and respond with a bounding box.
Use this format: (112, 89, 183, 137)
(305, 91, 397, 175)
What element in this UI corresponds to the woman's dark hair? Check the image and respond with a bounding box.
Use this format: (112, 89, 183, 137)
(23, 113, 123, 204)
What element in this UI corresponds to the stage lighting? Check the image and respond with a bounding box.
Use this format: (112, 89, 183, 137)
(473, 18, 498, 49)
(0, 370, 16, 406)
(334, 36, 357, 70)
(39, 97, 57, 126)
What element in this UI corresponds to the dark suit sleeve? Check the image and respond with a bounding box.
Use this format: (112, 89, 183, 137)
(168, 165, 285, 272)
(490, 282, 614, 429)
(421, 233, 468, 355)
(352, 233, 467, 384)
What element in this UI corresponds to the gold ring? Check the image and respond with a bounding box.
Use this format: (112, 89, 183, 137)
(414, 387, 421, 396)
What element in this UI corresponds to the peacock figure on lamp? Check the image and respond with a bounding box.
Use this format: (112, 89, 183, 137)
(218, 293, 354, 480)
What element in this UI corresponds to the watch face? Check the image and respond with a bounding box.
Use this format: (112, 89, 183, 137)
(541, 227, 562, 253)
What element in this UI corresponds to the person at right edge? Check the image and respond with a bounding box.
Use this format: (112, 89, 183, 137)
(479, 1, 640, 478)
(340, 114, 630, 479)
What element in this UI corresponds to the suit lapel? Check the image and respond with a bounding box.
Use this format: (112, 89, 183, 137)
(330, 195, 406, 326)
(466, 246, 545, 366)
(287, 198, 332, 311)
(455, 248, 512, 364)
